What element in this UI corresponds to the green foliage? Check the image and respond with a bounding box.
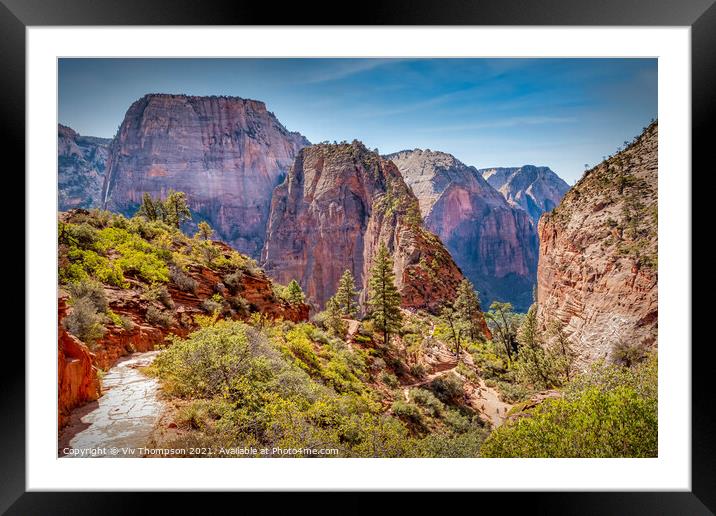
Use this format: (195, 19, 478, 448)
(453, 279, 484, 341)
(63, 297, 105, 348)
(333, 269, 359, 317)
(391, 400, 424, 426)
(145, 306, 175, 328)
(367, 243, 403, 345)
(380, 371, 399, 388)
(485, 302, 521, 364)
(195, 221, 214, 241)
(142, 283, 174, 308)
(480, 354, 658, 457)
(428, 373, 465, 404)
(67, 279, 108, 313)
(170, 266, 197, 293)
(319, 297, 348, 337)
(285, 280, 305, 305)
(137, 190, 191, 228)
(409, 388, 444, 417)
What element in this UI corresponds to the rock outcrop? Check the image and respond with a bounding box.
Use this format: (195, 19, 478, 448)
(101, 94, 309, 257)
(262, 141, 467, 312)
(536, 122, 657, 369)
(480, 165, 570, 224)
(58, 298, 101, 429)
(58, 124, 111, 210)
(387, 149, 538, 311)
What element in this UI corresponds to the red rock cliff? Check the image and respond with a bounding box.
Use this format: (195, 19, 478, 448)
(101, 94, 309, 257)
(261, 141, 466, 313)
(536, 122, 658, 369)
(388, 149, 538, 312)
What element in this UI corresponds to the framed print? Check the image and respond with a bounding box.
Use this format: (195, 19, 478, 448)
(5, 0, 711, 512)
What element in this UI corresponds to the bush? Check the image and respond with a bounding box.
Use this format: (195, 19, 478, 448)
(391, 400, 423, 425)
(409, 388, 444, 417)
(200, 297, 223, 314)
(410, 363, 426, 379)
(63, 297, 105, 348)
(227, 294, 250, 315)
(611, 341, 647, 367)
(223, 270, 244, 291)
(146, 306, 175, 328)
(170, 267, 197, 293)
(67, 279, 108, 313)
(480, 355, 658, 458)
(142, 284, 174, 308)
(380, 371, 399, 388)
(428, 373, 464, 404)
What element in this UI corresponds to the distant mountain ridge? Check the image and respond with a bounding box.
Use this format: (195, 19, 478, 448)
(58, 124, 111, 211)
(480, 165, 570, 224)
(386, 149, 538, 311)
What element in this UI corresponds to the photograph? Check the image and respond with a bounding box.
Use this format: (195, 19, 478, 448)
(56, 57, 659, 459)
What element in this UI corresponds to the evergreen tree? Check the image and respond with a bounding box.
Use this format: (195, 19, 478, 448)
(367, 243, 403, 346)
(163, 190, 192, 228)
(285, 280, 305, 305)
(439, 303, 468, 358)
(323, 296, 347, 337)
(196, 221, 214, 240)
(516, 303, 557, 389)
(137, 192, 161, 221)
(334, 269, 359, 318)
(485, 301, 520, 364)
(453, 279, 483, 341)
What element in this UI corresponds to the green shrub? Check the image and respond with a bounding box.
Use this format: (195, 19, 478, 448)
(170, 267, 197, 293)
(67, 279, 107, 313)
(380, 371, 399, 388)
(200, 297, 223, 314)
(223, 270, 244, 291)
(63, 297, 105, 348)
(146, 306, 174, 328)
(409, 388, 444, 417)
(142, 283, 174, 308)
(391, 400, 423, 425)
(227, 294, 250, 315)
(480, 355, 658, 458)
(428, 373, 464, 404)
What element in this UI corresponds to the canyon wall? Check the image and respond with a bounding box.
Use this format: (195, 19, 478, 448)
(536, 123, 658, 368)
(58, 124, 111, 210)
(262, 141, 467, 313)
(101, 94, 309, 257)
(388, 149, 538, 312)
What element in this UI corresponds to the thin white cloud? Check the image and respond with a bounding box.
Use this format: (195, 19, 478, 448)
(414, 115, 577, 133)
(298, 59, 408, 85)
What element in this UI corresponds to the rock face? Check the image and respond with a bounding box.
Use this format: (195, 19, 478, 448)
(537, 122, 657, 369)
(262, 142, 466, 312)
(387, 149, 538, 312)
(481, 165, 570, 224)
(58, 124, 111, 210)
(58, 298, 101, 429)
(101, 94, 309, 257)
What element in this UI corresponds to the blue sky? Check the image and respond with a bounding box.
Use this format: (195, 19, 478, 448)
(59, 58, 656, 184)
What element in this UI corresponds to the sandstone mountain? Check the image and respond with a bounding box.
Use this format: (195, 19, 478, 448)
(480, 165, 570, 224)
(262, 141, 467, 312)
(101, 94, 309, 257)
(387, 149, 538, 312)
(58, 124, 111, 210)
(536, 122, 657, 369)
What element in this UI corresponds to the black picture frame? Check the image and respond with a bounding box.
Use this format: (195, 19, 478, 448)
(4, 0, 709, 512)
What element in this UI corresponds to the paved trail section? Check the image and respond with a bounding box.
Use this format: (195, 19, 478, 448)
(59, 351, 163, 457)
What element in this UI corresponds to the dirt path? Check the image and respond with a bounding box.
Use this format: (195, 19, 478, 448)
(59, 351, 164, 457)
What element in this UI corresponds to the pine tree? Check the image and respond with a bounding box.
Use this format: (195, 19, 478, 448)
(324, 296, 347, 337)
(367, 243, 403, 346)
(196, 221, 214, 240)
(334, 269, 359, 318)
(163, 190, 191, 228)
(137, 192, 161, 221)
(453, 279, 483, 342)
(285, 280, 305, 305)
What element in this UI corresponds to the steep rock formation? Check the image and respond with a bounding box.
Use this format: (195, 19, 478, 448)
(387, 149, 538, 312)
(101, 94, 309, 257)
(58, 124, 111, 210)
(262, 142, 467, 313)
(58, 298, 101, 429)
(481, 165, 570, 224)
(537, 122, 657, 368)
